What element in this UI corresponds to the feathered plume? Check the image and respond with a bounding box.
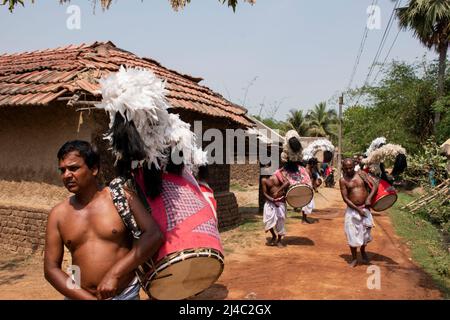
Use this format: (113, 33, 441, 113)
(362, 143, 406, 165)
(365, 137, 387, 157)
(302, 139, 335, 161)
(96, 66, 207, 170)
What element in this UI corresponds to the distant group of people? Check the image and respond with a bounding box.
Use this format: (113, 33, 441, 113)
(261, 132, 382, 267)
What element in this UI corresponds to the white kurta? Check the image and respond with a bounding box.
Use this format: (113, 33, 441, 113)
(263, 201, 286, 236)
(344, 207, 374, 247)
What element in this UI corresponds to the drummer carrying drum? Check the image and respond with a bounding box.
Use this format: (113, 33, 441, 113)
(262, 130, 312, 247)
(339, 158, 379, 267)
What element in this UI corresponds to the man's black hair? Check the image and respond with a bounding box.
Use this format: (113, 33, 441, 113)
(110, 113, 147, 176)
(288, 137, 302, 153)
(283, 161, 300, 173)
(57, 140, 100, 170)
(197, 165, 209, 182)
(166, 149, 185, 177)
(308, 157, 318, 166)
(323, 150, 333, 163)
(342, 158, 355, 166)
(391, 153, 407, 177)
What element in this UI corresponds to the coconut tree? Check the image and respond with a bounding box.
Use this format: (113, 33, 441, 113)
(286, 109, 310, 137)
(305, 102, 338, 139)
(397, 0, 450, 132)
(3, 0, 256, 11)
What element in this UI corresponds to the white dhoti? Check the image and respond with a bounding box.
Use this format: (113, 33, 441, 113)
(263, 201, 286, 236)
(302, 198, 315, 215)
(344, 207, 374, 247)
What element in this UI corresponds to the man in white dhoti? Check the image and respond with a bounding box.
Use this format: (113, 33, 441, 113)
(339, 158, 379, 267)
(262, 173, 290, 247)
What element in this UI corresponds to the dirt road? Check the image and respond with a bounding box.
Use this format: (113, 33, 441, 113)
(0, 187, 443, 300)
(194, 187, 442, 300)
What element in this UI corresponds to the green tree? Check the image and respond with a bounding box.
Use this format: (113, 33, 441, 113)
(2, 0, 256, 12)
(397, 0, 450, 132)
(305, 102, 338, 140)
(343, 60, 449, 156)
(251, 115, 288, 135)
(286, 109, 310, 137)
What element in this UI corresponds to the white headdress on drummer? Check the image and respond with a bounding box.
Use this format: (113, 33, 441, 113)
(365, 137, 387, 157)
(302, 139, 335, 161)
(96, 66, 207, 170)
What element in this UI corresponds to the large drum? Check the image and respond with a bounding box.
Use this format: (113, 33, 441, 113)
(285, 184, 314, 208)
(371, 178, 398, 212)
(134, 170, 224, 300)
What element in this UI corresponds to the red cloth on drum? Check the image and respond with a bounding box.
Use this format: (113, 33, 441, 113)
(199, 182, 217, 211)
(134, 168, 223, 262)
(199, 182, 218, 220)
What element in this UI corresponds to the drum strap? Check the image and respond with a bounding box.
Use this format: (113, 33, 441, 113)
(357, 171, 378, 191)
(109, 178, 160, 279)
(109, 177, 143, 239)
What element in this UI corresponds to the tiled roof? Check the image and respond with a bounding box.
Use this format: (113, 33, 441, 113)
(0, 41, 254, 127)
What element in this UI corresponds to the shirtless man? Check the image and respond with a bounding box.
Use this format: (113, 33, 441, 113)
(262, 171, 290, 247)
(339, 158, 378, 267)
(44, 140, 163, 300)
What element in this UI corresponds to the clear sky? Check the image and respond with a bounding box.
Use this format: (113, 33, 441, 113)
(0, 0, 435, 120)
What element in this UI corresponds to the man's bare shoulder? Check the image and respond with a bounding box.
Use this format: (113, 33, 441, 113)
(49, 196, 74, 218)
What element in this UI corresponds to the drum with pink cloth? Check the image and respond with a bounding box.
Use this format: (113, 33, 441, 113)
(134, 170, 224, 300)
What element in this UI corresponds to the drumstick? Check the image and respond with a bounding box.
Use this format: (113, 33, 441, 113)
(315, 190, 329, 202)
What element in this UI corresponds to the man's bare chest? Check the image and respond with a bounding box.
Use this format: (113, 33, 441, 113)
(59, 202, 127, 249)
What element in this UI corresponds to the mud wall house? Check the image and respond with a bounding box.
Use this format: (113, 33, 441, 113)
(0, 41, 255, 254)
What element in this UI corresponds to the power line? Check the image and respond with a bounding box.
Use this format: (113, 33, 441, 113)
(372, 27, 402, 83)
(364, 0, 401, 86)
(354, 0, 401, 106)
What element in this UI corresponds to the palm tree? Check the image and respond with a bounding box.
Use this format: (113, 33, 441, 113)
(286, 109, 310, 137)
(3, 0, 256, 12)
(305, 102, 338, 139)
(397, 0, 450, 132)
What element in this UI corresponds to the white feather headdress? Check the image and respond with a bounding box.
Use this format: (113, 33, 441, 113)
(96, 66, 207, 170)
(365, 137, 387, 156)
(302, 139, 335, 161)
(362, 143, 406, 165)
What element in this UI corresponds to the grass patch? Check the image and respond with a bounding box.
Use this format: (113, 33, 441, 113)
(390, 193, 450, 299)
(230, 182, 247, 192)
(238, 216, 263, 232)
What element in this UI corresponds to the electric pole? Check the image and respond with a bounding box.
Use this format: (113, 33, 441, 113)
(338, 94, 343, 180)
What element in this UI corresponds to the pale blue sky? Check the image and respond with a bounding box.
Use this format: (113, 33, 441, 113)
(0, 0, 435, 120)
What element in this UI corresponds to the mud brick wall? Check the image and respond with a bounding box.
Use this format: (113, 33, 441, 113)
(0, 205, 48, 254)
(215, 191, 239, 229)
(230, 163, 260, 186)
